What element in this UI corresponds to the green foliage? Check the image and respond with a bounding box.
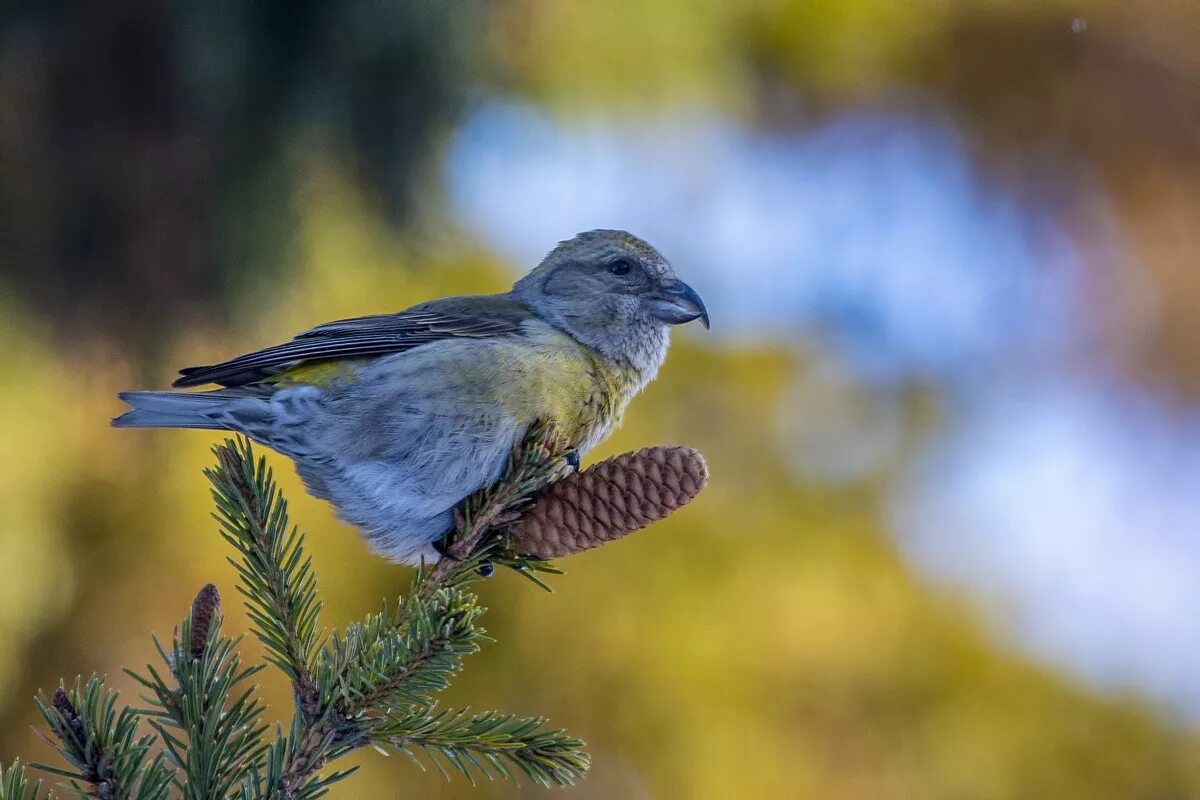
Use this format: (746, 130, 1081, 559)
(316, 588, 486, 717)
(233, 716, 357, 800)
(126, 587, 269, 800)
(19, 433, 587, 799)
(374, 709, 589, 787)
(1, 760, 52, 800)
(206, 441, 322, 688)
(33, 677, 173, 800)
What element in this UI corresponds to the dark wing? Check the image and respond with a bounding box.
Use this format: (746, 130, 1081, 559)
(173, 295, 530, 388)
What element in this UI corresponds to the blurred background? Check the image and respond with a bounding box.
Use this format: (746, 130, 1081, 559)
(2, 1, 1200, 797)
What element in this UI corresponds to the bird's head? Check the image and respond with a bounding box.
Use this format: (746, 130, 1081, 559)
(513, 230, 709, 373)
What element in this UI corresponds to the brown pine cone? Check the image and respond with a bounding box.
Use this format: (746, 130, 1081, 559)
(510, 446, 708, 558)
(189, 583, 221, 658)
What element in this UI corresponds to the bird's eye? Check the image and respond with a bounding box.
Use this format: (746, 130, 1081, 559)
(608, 259, 632, 275)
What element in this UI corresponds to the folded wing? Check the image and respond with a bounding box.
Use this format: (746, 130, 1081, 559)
(173, 294, 530, 388)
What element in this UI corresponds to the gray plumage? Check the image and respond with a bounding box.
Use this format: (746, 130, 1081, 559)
(114, 230, 709, 564)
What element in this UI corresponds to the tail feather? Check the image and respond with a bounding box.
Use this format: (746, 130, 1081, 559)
(112, 391, 234, 430)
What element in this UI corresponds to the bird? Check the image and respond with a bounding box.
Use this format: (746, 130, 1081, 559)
(113, 229, 709, 564)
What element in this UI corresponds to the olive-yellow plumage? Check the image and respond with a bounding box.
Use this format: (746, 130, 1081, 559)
(113, 230, 709, 563)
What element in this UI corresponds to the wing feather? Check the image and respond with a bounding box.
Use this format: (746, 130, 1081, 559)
(173, 295, 529, 388)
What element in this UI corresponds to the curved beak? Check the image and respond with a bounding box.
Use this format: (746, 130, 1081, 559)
(646, 279, 710, 329)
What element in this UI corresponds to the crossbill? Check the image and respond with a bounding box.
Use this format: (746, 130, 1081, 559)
(114, 230, 709, 563)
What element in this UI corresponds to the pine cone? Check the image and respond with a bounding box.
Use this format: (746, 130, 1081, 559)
(510, 446, 708, 558)
(189, 583, 221, 658)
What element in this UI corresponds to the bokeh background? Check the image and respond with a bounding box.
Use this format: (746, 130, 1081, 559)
(3, 1, 1200, 797)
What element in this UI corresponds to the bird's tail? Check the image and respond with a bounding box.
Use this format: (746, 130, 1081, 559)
(112, 391, 235, 430)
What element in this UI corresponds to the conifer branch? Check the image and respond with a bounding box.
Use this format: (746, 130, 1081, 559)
(126, 585, 269, 800)
(206, 442, 331, 798)
(19, 419, 710, 797)
(33, 678, 173, 800)
(1, 760, 53, 800)
(373, 709, 589, 787)
(317, 587, 487, 722)
(206, 441, 322, 716)
(234, 718, 355, 800)
(263, 424, 578, 793)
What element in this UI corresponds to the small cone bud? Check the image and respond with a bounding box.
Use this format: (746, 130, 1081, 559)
(52, 686, 84, 740)
(52, 687, 75, 717)
(510, 446, 708, 558)
(189, 583, 221, 658)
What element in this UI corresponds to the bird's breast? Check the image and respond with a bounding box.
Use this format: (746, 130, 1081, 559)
(506, 332, 638, 454)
